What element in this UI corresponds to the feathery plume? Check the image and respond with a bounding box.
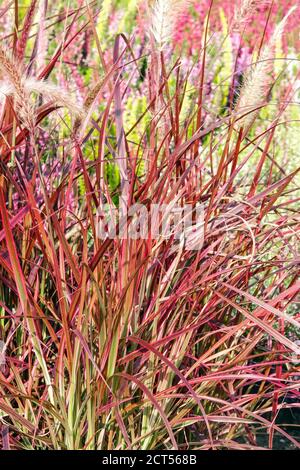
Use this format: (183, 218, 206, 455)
(0, 43, 83, 129)
(0, 82, 14, 101)
(23, 77, 84, 118)
(0, 43, 35, 129)
(235, 5, 297, 130)
(150, 0, 190, 50)
(233, 1, 271, 33)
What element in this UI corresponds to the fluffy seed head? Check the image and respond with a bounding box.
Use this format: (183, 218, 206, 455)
(23, 77, 84, 119)
(233, 1, 272, 33)
(149, 0, 190, 50)
(235, 5, 297, 130)
(0, 45, 83, 130)
(0, 43, 35, 129)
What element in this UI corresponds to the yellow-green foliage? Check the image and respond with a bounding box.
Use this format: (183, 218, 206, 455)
(118, 0, 138, 34)
(18, 0, 32, 22)
(277, 95, 300, 188)
(96, 0, 113, 49)
(124, 95, 150, 175)
(105, 160, 120, 193)
(124, 95, 149, 135)
(212, 8, 233, 111)
(180, 82, 197, 138)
